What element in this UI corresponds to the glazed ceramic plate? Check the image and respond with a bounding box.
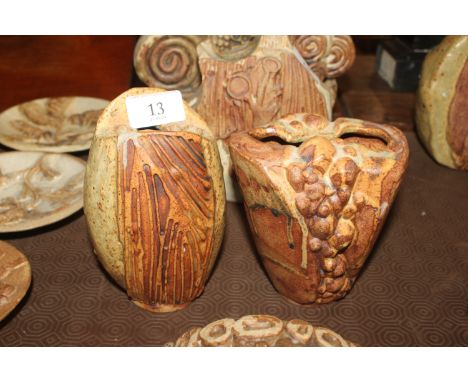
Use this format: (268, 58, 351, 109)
(167, 315, 357, 347)
(0, 96, 109, 152)
(0, 152, 86, 232)
(0, 240, 31, 321)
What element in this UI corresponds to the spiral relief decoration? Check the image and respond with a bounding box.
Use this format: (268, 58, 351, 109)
(291, 35, 328, 80)
(291, 35, 355, 80)
(133, 35, 205, 103)
(325, 36, 356, 78)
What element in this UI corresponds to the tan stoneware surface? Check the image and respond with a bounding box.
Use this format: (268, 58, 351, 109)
(84, 87, 226, 313)
(167, 314, 356, 347)
(0, 151, 86, 232)
(0, 240, 31, 321)
(416, 36, 468, 170)
(229, 113, 409, 304)
(0, 96, 108, 152)
(133, 35, 356, 201)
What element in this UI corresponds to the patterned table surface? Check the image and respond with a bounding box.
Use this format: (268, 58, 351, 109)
(0, 133, 467, 346)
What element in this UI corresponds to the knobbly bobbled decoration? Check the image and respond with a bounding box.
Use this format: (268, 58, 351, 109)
(134, 36, 355, 201)
(84, 88, 225, 313)
(209, 35, 260, 60)
(416, 36, 468, 170)
(167, 314, 357, 347)
(229, 114, 409, 304)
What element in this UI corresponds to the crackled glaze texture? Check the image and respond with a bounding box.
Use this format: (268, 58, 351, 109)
(168, 314, 356, 347)
(416, 36, 468, 170)
(84, 88, 225, 312)
(229, 114, 409, 304)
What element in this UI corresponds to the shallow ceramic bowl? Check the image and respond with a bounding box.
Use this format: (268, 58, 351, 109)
(0, 96, 108, 152)
(0, 151, 85, 232)
(0, 240, 32, 321)
(167, 314, 357, 347)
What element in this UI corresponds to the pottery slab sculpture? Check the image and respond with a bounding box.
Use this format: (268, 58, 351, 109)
(416, 36, 468, 170)
(0, 96, 108, 152)
(0, 240, 32, 321)
(167, 314, 356, 347)
(134, 35, 355, 201)
(0, 151, 86, 233)
(229, 114, 409, 304)
(84, 88, 225, 313)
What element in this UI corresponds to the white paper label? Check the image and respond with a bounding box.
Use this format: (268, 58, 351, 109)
(378, 49, 396, 87)
(125, 90, 186, 129)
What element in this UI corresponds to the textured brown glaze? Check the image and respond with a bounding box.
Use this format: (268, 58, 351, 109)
(133, 36, 205, 105)
(290, 35, 356, 80)
(118, 132, 218, 312)
(447, 58, 468, 169)
(196, 36, 332, 139)
(133, 36, 355, 202)
(84, 88, 225, 312)
(416, 36, 468, 170)
(168, 314, 356, 347)
(229, 114, 409, 304)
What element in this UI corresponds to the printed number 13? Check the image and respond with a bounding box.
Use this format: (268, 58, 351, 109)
(148, 102, 164, 116)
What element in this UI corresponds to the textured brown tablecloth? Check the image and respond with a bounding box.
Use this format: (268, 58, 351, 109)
(0, 132, 467, 346)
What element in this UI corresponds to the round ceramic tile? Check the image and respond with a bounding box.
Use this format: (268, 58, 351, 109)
(0, 96, 108, 152)
(0, 151, 85, 232)
(0, 240, 32, 321)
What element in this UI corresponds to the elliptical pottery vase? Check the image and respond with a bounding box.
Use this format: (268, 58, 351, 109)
(415, 35, 468, 170)
(84, 88, 225, 312)
(229, 114, 409, 304)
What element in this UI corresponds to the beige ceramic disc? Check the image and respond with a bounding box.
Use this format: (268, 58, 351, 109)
(0, 151, 86, 232)
(167, 314, 357, 347)
(0, 240, 31, 321)
(0, 96, 109, 152)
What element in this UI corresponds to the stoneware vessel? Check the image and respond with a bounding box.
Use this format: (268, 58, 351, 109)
(229, 114, 409, 304)
(84, 88, 225, 313)
(0, 151, 85, 233)
(416, 36, 468, 170)
(134, 35, 355, 201)
(0, 240, 32, 321)
(0, 96, 108, 152)
(167, 314, 356, 347)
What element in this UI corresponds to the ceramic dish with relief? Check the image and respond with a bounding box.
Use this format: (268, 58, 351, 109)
(0, 151, 85, 232)
(0, 240, 31, 321)
(166, 314, 357, 347)
(0, 96, 108, 152)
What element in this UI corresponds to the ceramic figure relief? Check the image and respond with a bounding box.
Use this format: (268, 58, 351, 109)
(84, 88, 225, 313)
(167, 314, 357, 347)
(229, 114, 409, 304)
(134, 35, 355, 201)
(416, 36, 468, 170)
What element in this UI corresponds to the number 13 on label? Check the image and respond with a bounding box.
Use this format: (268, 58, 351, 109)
(125, 90, 186, 129)
(148, 102, 164, 116)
